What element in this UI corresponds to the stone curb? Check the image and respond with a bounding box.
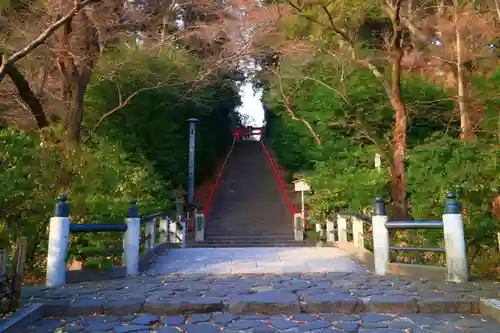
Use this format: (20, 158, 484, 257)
(480, 298, 500, 323)
(40, 295, 481, 318)
(0, 302, 45, 333)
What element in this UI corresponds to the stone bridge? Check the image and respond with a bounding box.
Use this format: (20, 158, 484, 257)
(3, 131, 500, 332)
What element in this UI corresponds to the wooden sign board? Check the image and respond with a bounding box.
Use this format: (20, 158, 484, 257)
(294, 180, 311, 192)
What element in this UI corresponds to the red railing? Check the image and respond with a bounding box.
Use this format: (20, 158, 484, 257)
(203, 137, 236, 218)
(260, 140, 296, 216)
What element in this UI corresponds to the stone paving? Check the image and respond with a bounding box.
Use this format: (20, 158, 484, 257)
(19, 247, 500, 332)
(146, 248, 367, 275)
(24, 312, 500, 332)
(21, 272, 500, 317)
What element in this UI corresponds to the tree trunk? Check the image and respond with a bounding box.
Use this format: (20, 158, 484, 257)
(494, 0, 500, 22)
(389, 65, 409, 220)
(0, 54, 49, 128)
(453, 1, 474, 141)
(65, 82, 84, 142)
(3, 62, 49, 129)
(56, 10, 99, 143)
(387, 1, 409, 220)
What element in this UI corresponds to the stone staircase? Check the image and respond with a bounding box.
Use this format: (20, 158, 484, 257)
(188, 140, 313, 247)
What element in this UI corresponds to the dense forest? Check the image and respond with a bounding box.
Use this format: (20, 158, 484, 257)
(0, 0, 499, 279)
(260, 0, 500, 278)
(0, 0, 242, 276)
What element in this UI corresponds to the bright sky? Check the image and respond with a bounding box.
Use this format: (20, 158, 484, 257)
(235, 82, 265, 127)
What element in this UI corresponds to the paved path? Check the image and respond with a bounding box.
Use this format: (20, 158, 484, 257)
(146, 247, 367, 275)
(24, 312, 500, 332)
(20, 248, 500, 332)
(22, 272, 500, 316)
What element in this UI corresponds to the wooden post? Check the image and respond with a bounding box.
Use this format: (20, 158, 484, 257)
(10, 237, 27, 310)
(0, 249, 8, 313)
(0, 249, 7, 277)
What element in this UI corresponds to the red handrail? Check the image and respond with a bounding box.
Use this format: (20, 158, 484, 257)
(203, 137, 236, 218)
(260, 140, 296, 215)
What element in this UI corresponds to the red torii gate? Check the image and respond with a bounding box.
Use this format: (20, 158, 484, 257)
(232, 126, 263, 140)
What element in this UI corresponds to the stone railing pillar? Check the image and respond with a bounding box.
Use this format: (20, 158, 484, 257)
(326, 218, 335, 243)
(181, 214, 187, 247)
(145, 218, 156, 250)
(159, 217, 169, 243)
(372, 197, 389, 276)
(293, 213, 304, 241)
(169, 218, 178, 244)
(195, 211, 205, 241)
(124, 200, 140, 277)
(352, 216, 365, 248)
(46, 195, 70, 287)
(337, 216, 348, 243)
(442, 192, 468, 283)
(315, 222, 324, 243)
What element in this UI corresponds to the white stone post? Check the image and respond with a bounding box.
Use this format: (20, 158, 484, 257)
(442, 192, 468, 283)
(180, 214, 187, 247)
(46, 195, 71, 287)
(326, 218, 335, 243)
(337, 216, 348, 243)
(314, 222, 324, 245)
(146, 219, 156, 249)
(124, 200, 140, 277)
(159, 217, 169, 243)
(293, 213, 304, 241)
(169, 218, 178, 244)
(195, 212, 205, 241)
(352, 217, 365, 248)
(372, 197, 389, 276)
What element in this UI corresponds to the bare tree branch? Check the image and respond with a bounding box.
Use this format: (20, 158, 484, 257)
(0, 57, 49, 128)
(0, 0, 101, 84)
(270, 67, 322, 145)
(91, 81, 169, 132)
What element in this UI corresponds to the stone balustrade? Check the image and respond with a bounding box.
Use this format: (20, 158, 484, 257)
(46, 195, 195, 287)
(323, 193, 468, 283)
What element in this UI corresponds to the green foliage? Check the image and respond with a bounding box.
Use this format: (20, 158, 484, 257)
(85, 46, 239, 187)
(473, 68, 500, 141)
(0, 126, 168, 274)
(0, 45, 240, 276)
(264, 55, 500, 276)
(407, 136, 500, 251)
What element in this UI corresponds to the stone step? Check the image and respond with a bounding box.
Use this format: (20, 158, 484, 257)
(204, 235, 294, 239)
(186, 240, 316, 247)
(186, 243, 316, 248)
(207, 141, 293, 237)
(205, 228, 293, 236)
(205, 231, 294, 236)
(206, 223, 292, 227)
